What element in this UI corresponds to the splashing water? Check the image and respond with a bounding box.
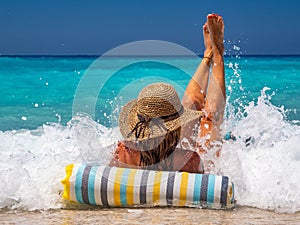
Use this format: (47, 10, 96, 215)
(215, 88, 300, 213)
(0, 115, 119, 211)
(0, 91, 299, 213)
(0, 55, 299, 213)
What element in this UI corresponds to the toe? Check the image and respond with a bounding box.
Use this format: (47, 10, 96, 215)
(203, 23, 209, 33)
(207, 13, 218, 19)
(207, 14, 216, 19)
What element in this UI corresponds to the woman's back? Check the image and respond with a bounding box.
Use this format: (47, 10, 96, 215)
(110, 142, 203, 173)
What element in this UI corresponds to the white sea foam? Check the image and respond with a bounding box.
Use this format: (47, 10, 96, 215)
(0, 114, 119, 211)
(215, 88, 300, 213)
(0, 92, 299, 213)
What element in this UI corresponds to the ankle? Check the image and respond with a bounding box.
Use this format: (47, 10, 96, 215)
(212, 44, 224, 57)
(212, 46, 223, 60)
(202, 49, 213, 66)
(204, 48, 213, 58)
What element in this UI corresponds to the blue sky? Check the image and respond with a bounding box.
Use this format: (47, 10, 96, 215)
(0, 0, 300, 55)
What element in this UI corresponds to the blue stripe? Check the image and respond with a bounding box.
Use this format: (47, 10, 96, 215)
(87, 166, 98, 205)
(166, 172, 176, 206)
(120, 168, 131, 206)
(75, 164, 86, 204)
(207, 174, 216, 205)
(81, 166, 92, 204)
(140, 170, 150, 204)
(101, 167, 111, 207)
(200, 174, 208, 203)
(221, 176, 229, 207)
(193, 173, 202, 204)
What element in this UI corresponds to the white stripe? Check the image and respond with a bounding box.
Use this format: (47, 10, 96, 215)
(106, 167, 118, 206)
(146, 171, 155, 204)
(159, 171, 169, 206)
(94, 166, 105, 205)
(69, 164, 80, 202)
(133, 169, 143, 204)
(213, 175, 223, 209)
(186, 173, 195, 205)
(172, 172, 182, 206)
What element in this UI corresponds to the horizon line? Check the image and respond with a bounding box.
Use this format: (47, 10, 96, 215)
(0, 54, 300, 57)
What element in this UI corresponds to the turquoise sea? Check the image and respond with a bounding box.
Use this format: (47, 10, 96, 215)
(0, 56, 299, 130)
(0, 55, 299, 213)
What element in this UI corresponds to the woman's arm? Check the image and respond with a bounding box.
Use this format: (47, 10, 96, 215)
(109, 142, 141, 168)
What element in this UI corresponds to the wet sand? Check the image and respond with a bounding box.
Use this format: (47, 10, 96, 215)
(1, 207, 300, 225)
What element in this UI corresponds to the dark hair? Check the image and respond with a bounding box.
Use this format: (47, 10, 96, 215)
(138, 127, 181, 170)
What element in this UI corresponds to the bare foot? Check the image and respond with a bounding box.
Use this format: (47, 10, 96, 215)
(203, 23, 212, 57)
(207, 14, 224, 56)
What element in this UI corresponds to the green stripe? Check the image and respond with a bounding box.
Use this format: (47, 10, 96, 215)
(88, 166, 98, 205)
(75, 164, 85, 204)
(207, 174, 215, 206)
(193, 173, 202, 204)
(120, 168, 131, 206)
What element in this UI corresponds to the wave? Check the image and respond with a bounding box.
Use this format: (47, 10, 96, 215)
(0, 90, 299, 213)
(216, 88, 300, 213)
(0, 114, 119, 211)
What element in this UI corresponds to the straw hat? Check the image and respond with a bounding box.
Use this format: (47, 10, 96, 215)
(119, 83, 202, 141)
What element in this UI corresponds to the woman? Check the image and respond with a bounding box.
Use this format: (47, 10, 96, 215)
(109, 14, 225, 173)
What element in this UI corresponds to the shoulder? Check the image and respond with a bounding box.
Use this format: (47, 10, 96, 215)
(173, 148, 204, 173)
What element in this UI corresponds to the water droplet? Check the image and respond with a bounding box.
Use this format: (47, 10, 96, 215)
(233, 45, 240, 51)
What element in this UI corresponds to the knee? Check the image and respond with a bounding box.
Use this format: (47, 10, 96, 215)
(202, 107, 223, 124)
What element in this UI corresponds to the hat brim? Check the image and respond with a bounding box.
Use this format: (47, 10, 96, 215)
(119, 99, 202, 141)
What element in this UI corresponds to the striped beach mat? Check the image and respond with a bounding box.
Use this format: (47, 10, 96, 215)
(61, 164, 235, 209)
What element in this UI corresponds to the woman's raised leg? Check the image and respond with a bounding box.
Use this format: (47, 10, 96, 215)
(199, 14, 225, 148)
(181, 23, 213, 143)
(182, 22, 213, 111)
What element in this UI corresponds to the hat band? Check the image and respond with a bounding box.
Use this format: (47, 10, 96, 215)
(127, 106, 184, 140)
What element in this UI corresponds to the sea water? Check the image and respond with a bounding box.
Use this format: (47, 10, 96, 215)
(0, 55, 299, 213)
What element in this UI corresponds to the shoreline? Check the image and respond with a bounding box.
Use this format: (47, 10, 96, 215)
(1, 206, 300, 224)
